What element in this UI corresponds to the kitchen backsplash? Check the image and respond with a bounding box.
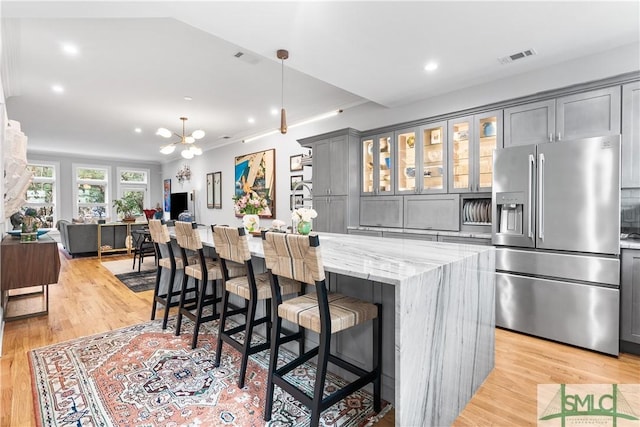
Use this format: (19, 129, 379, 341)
(621, 188, 640, 235)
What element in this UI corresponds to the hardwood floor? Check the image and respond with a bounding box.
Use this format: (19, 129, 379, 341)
(2, 252, 639, 426)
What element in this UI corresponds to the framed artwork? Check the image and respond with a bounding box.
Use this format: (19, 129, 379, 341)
(290, 194, 303, 210)
(290, 174, 303, 191)
(206, 173, 214, 209)
(234, 149, 275, 217)
(290, 154, 303, 171)
(163, 179, 171, 212)
(431, 128, 442, 144)
(213, 171, 222, 209)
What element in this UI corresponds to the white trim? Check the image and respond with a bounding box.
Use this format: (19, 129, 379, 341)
(117, 167, 150, 209)
(25, 160, 60, 225)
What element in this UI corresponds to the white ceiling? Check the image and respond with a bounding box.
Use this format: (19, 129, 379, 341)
(2, 1, 639, 163)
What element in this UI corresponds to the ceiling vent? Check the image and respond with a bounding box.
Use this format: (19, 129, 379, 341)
(233, 51, 261, 65)
(498, 48, 537, 65)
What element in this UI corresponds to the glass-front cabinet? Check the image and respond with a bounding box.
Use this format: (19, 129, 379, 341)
(448, 110, 502, 193)
(396, 121, 447, 194)
(361, 133, 393, 195)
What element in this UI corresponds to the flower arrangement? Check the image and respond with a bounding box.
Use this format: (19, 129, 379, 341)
(22, 207, 40, 233)
(233, 191, 268, 215)
(291, 207, 318, 223)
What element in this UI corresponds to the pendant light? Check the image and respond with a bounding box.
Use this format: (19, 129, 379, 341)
(277, 49, 289, 134)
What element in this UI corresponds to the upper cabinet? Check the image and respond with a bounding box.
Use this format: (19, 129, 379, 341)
(395, 121, 447, 195)
(298, 128, 360, 234)
(449, 110, 502, 193)
(622, 81, 640, 188)
(361, 133, 394, 196)
(505, 86, 621, 147)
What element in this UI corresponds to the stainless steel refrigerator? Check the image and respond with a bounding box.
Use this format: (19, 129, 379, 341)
(492, 135, 620, 355)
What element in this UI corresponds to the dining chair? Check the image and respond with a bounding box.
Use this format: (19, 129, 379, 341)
(262, 231, 382, 427)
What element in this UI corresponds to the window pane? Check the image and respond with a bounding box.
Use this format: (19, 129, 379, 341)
(28, 165, 55, 178)
(26, 182, 54, 203)
(123, 190, 144, 214)
(77, 184, 106, 203)
(78, 205, 107, 218)
(77, 168, 107, 180)
(120, 171, 146, 183)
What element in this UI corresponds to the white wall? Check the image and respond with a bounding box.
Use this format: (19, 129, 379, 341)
(169, 43, 640, 229)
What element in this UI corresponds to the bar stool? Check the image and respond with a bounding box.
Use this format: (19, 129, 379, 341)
(173, 221, 244, 349)
(148, 219, 196, 330)
(262, 232, 382, 427)
(211, 225, 303, 388)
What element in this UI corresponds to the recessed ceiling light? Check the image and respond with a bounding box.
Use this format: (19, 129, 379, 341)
(270, 108, 278, 116)
(62, 43, 79, 56)
(424, 61, 438, 72)
(184, 96, 193, 101)
(51, 84, 64, 94)
(134, 127, 142, 133)
(248, 117, 255, 124)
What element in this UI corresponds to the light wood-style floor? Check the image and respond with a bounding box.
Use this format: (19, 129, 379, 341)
(2, 252, 639, 426)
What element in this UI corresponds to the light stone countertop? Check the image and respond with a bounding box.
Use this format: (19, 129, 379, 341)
(621, 239, 640, 250)
(347, 225, 492, 239)
(194, 227, 494, 286)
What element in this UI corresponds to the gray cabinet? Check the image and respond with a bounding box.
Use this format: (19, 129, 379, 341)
(299, 128, 360, 234)
(505, 86, 621, 146)
(448, 110, 502, 193)
(404, 194, 460, 231)
(361, 133, 394, 196)
(395, 121, 448, 195)
(347, 229, 383, 237)
(383, 231, 437, 241)
(621, 249, 640, 345)
(360, 196, 403, 228)
(622, 81, 640, 188)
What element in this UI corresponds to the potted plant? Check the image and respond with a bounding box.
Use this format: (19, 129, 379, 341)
(112, 193, 140, 222)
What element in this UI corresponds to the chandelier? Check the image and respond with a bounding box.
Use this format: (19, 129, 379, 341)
(157, 117, 205, 159)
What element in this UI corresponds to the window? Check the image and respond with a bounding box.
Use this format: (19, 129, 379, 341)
(117, 167, 149, 215)
(73, 164, 109, 220)
(24, 162, 59, 227)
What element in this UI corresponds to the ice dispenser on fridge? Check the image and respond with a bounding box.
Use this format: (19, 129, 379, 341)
(495, 192, 524, 235)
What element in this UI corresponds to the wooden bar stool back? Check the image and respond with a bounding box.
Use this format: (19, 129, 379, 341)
(173, 221, 225, 349)
(212, 225, 301, 388)
(148, 219, 195, 329)
(262, 232, 382, 427)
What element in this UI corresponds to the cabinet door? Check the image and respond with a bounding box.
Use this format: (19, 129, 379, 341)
(377, 134, 394, 195)
(556, 86, 621, 141)
(404, 194, 460, 231)
(362, 137, 375, 195)
(329, 135, 349, 195)
(312, 196, 330, 232)
(313, 139, 331, 196)
(360, 196, 403, 228)
(448, 116, 472, 193)
(420, 121, 447, 193)
(621, 249, 640, 344)
(622, 82, 640, 188)
(475, 110, 503, 192)
(396, 128, 418, 194)
(504, 99, 555, 147)
(328, 196, 347, 233)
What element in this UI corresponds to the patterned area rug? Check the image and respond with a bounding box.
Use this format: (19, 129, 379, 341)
(114, 270, 157, 292)
(29, 317, 391, 427)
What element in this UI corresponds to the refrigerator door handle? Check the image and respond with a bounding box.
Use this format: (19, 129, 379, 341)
(538, 153, 545, 241)
(528, 154, 535, 239)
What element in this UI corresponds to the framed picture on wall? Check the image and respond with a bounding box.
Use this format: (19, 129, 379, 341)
(234, 149, 275, 217)
(206, 173, 214, 209)
(290, 154, 303, 171)
(163, 179, 171, 212)
(290, 194, 303, 210)
(213, 171, 222, 209)
(290, 174, 303, 190)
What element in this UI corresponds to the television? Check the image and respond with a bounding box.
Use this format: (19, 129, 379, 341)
(170, 192, 189, 220)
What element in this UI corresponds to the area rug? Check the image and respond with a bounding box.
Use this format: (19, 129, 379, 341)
(102, 258, 156, 275)
(114, 270, 157, 292)
(29, 317, 391, 427)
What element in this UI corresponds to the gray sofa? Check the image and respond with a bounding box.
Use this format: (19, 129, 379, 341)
(56, 220, 147, 257)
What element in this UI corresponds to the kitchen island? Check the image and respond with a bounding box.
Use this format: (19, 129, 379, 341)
(171, 228, 496, 426)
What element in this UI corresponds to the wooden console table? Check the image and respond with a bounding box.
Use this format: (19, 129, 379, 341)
(97, 222, 132, 259)
(1, 234, 61, 320)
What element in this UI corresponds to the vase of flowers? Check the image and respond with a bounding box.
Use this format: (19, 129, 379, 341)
(234, 191, 268, 233)
(291, 207, 317, 235)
